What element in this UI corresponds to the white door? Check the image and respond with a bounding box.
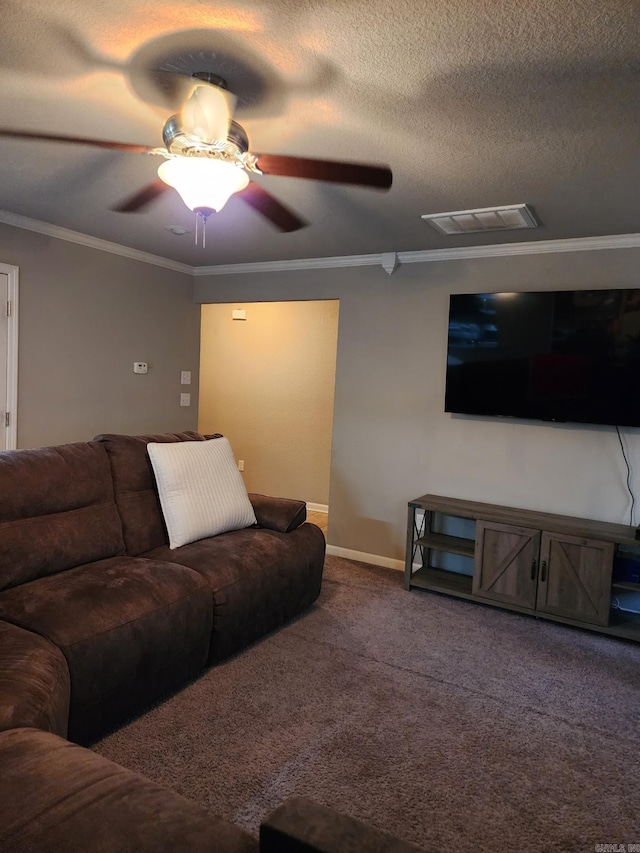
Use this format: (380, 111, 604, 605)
(0, 273, 7, 450)
(0, 265, 18, 450)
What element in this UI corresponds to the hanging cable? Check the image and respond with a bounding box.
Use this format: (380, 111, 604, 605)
(615, 425, 635, 526)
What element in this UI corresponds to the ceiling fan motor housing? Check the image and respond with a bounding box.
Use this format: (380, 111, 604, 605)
(162, 115, 250, 158)
(190, 72, 228, 89)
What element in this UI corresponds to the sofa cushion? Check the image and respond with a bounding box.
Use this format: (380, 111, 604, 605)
(148, 437, 257, 549)
(95, 431, 206, 556)
(0, 556, 213, 742)
(0, 442, 125, 591)
(0, 621, 70, 738)
(0, 727, 259, 853)
(144, 522, 326, 662)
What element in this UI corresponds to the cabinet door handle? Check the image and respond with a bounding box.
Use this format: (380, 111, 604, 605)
(540, 560, 547, 582)
(530, 559, 537, 580)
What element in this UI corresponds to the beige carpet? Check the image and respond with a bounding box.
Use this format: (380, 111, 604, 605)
(93, 556, 640, 851)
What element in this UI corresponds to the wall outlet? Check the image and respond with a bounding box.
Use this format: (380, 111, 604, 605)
(133, 362, 148, 374)
(180, 393, 191, 407)
(232, 309, 247, 321)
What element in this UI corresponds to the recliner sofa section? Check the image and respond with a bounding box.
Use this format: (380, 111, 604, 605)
(0, 578, 255, 853)
(95, 431, 326, 662)
(0, 431, 325, 742)
(0, 727, 259, 853)
(0, 439, 214, 743)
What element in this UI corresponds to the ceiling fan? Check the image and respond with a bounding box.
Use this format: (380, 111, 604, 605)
(0, 72, 393, 243)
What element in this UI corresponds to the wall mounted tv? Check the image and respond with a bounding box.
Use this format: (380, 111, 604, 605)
(445, 289, 640, 428)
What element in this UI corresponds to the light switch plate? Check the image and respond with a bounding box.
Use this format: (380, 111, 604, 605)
(180, 371, 191, 385)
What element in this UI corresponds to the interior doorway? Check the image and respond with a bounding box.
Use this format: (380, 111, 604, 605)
(198, 300, 339, 522)
(0, 265, 18, 450)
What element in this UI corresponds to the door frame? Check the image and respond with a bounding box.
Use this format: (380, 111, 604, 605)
(1, 263, 19, 449)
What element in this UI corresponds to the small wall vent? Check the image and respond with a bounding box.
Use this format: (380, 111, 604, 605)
(421, 204, 538, 235)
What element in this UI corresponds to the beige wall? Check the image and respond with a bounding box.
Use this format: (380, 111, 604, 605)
(199, 300, 339, 505)
(195, 247, 640, 561)
(0, 223, 200, 448)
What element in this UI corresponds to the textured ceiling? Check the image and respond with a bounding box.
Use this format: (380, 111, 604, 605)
(0, 0, 639, 267)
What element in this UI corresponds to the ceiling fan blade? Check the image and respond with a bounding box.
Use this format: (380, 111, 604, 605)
(237, 182, 308, 232)
(112, 180, 169, 213)
(0, 128, 151, 153)
(255, 154, 393, 190)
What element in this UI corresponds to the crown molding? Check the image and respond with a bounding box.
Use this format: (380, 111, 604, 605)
(0, 210, 193, 275)
(1, 207, 640, 278)
(194, 232, 640, 276)
(397, 232, 640, 264)
(191, 253, 381, 276)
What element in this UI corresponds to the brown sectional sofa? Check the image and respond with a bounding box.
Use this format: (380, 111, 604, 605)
(0, 430, 325, 742)
(0, 431, 421, 852)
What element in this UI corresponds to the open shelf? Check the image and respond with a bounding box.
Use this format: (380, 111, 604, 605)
(410, 566, 473, 597)
(415, 532, 475, 559)
(612, 581, 640, 592)
(606, 609, 640, 641)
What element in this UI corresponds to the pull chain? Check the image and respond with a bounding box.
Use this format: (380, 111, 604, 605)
(194, 209, 212, 248)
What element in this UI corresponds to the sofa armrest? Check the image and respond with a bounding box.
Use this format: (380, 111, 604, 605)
(259, 797, 423, 853)
(248, 494, 307, 533)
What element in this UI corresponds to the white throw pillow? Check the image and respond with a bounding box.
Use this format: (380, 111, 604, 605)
(147, 437, 257, 549)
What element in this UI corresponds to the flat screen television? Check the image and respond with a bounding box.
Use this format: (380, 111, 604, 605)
(445, 289, 640, 428)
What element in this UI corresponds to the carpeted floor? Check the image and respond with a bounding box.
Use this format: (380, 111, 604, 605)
(93, 556, 640, 851)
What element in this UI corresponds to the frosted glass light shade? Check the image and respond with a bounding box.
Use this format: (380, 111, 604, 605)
(181, 84, 236, 144)
(158, 158, 249, 212)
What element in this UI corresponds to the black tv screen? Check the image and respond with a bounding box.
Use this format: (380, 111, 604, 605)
(445, 289, 640, 428)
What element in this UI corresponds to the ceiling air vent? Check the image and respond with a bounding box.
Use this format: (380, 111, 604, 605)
(421, 204, 538, 235)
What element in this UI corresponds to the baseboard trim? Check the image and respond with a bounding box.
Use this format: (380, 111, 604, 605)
(306, 503, 328, 513)
(326, 544, 404, 572)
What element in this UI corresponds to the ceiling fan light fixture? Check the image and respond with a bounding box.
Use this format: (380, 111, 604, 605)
(180, 83, 236, 145)
(157, 157, 249, 213)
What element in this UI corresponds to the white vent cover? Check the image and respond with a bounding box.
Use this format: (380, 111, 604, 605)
(421, 204, 538, 235)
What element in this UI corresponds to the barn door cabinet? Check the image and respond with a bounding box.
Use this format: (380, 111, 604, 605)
(405, 494, 640, 642)
(473, 521, 613, 626)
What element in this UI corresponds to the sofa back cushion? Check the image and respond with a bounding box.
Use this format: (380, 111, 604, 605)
(0, 442, 125, 591)
(94, 432, 207, 556)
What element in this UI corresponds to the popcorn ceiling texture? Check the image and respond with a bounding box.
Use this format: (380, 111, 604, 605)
(1, 0, 639, 265)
